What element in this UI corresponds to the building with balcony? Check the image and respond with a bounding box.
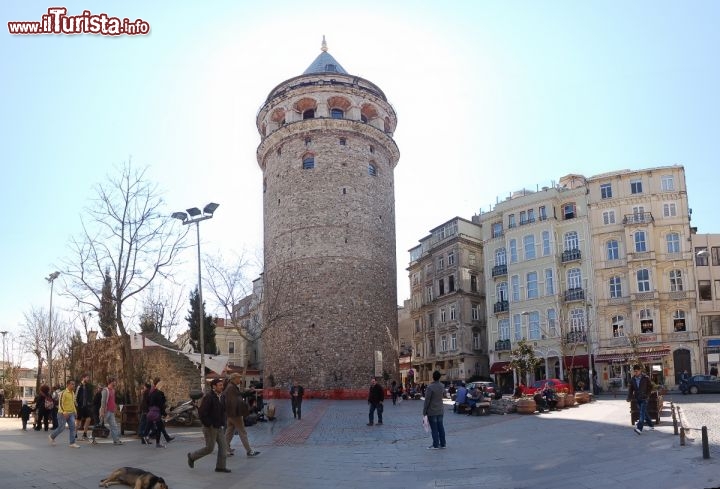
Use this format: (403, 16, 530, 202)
(587, 166, 699, 389)
(691, 233, 720, 376)
(477, 175, 595, 393)
(407, 218, 485, 384)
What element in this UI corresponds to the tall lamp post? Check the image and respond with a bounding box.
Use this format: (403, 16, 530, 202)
(172, 203, 219, 392)
(1, 330, 7, 404)
(46, 271, 60, 388)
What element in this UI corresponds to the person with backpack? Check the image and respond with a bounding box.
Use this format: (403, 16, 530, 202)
(48, 379, 80, 448)
(34, 384, 53, 431)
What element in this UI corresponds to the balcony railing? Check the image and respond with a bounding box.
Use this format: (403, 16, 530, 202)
(561, 248, 582, 263)
(492, 264, 508, 277)
(623, 212, 654, 225)
(564, 288, 585, 302)
(566, 331, 587, 343)
(495, 339, 512, 351)
(493, 300, 509, 314)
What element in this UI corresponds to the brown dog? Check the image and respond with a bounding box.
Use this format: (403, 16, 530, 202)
(99, 467, 168, 489)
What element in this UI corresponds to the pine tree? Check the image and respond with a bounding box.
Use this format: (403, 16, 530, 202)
(98, 269, 116, 337)
(186, 287, 217, 355)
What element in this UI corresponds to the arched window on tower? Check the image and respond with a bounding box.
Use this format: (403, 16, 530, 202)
(330, 108, 344, 119)
(302, 156, 315, 169)
(303, 109, 315, 119)
(368, 163, 377, 176)
(361, 114, 368, 123)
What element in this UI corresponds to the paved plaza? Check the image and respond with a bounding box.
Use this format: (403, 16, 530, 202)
(0, 394, 717, 489)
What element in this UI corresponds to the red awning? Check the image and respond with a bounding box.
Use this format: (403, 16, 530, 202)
(595, 347, 671, 363)
(564, 355, 589, 369)
(490, 361, 511, 374)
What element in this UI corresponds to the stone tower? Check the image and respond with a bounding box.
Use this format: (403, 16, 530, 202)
(256, 38, 400, 397)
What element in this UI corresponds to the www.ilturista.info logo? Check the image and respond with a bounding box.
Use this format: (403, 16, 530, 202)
(8, 7, 150, 36)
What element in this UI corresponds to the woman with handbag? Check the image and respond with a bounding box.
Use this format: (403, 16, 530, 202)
(145, 378, 174, 448)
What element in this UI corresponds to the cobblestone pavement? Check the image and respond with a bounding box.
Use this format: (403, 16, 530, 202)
(0, 395, 718, 489)
(666, 392, 720, 455)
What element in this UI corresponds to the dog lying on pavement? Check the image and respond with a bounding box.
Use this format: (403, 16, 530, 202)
(99, 467, 169, 489)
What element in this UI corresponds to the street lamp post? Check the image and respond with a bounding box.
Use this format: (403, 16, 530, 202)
(46, 271, 60, 388)
(172, 203, 219, 392)
(1, 330, 7, 406)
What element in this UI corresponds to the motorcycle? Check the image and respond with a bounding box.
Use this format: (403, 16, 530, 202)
(165, 391, 202, 426)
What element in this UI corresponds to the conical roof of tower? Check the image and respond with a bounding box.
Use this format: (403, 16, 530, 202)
(302, 36, 348, 75)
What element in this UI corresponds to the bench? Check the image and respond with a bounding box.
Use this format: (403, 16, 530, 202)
(456, 400, 491, 416)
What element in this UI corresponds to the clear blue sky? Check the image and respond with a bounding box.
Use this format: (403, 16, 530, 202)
(2, 1, 719, 363)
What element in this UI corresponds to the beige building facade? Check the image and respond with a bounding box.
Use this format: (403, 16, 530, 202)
(690, 233, 720, 375)
(408, 218, 486, 385)
(478, 175, 595, 394)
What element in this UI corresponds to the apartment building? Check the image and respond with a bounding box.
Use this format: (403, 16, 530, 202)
(587, 166, 699, 389)
(478, 175, 595, 393)
(690, 233, 720, 375)
(407, 218, 486, 384)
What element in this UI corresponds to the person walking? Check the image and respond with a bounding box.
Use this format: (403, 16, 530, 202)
(138, 382, 151, 444)
(145, 378, 173, 448)
(100, 377, 123, 445)
(224, 373, 260, 458)
(187, 378, 231, 473)
(74, 374, 93, 441)
(367, 377, 384, 426)
(34, 385, 53, 431)
(627, 365, 654, 434)
(20, 400, 32, 430)
(390, 380, 398, 406)
(48, 379, 80, 448)
(423, 370, 446, 449)
(290, 381, 304, 420)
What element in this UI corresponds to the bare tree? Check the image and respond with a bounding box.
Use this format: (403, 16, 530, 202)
(20, 306, 68, 392)
(138, 284, 186, 340)
(61, 162, 188, 402)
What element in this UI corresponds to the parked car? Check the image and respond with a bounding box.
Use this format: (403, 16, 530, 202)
(524, 378, 570, 395)
(681, 375, 720, 394)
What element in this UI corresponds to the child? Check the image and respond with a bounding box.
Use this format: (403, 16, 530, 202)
(20, 400, 32, 431)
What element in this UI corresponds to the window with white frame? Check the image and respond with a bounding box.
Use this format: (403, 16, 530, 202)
(602, 210, 616, 225)
(607, 239, 619, 260)
(492, 222, 503, 238)
(523, 235, 536, 259)
(563, 202, 576, 219)
(527, 272, 538, 299)
(661, 175, 674, 191)
(528, 208, 535, 222)
(528, 311, 540, 339)
(448, 250, 455, 266)
(539, 206, 547, 221)
(545, 268, 555, 295)
(440, 335, 448, 352)
(471, 303, 480, 320)
(495, 248, 506, 266)
(570, 308, 585, 332)
(547, 308, 558, 337)
(499, 319, 510, 340)
(634, 231, 647, 252)
(509, 239, 518, 263)
(612, 315, 625, 337)
(631, 179, 643, 194)
(519, 211, 527, 225)
(511, 275, 520, 302)
(440, 308, 446, 322)
(449, 304, 457, 321)
(564, 231, 579, 251)
(663, 203, 677, 217)
(513, 314, 522, 340)
(609, 276, 622, 298)
(542, 230, 551, 256)
(473, 331, 481, 349)
(568, 268, 582, 289)
(666, 233, 680, 253)
(450, 333, 457, 350)
(670, 269, 684, 292)
(426, 285, 433, 302)
(437, 255, 445, 270)
(640, 308, 653, 333)
(497, 282, 508, 302)
(637, 269, 651, 292)
(600, 183, 613, 199)
(673, 310, 686, 332)
(508, 214, 516, 228)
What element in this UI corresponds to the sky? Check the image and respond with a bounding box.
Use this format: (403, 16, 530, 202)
(2, 1, 720, 365)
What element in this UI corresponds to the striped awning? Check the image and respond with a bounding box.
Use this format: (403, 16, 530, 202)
(595, 347, 671, 363)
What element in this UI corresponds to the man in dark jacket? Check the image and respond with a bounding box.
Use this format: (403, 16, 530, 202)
(74, 374, 93, 441)
(367, 377, 384, 426)
(223, 373, 259, 458)
(188, 378, 230, 473)
(423, 370, 446, 449)
(627, 365, 654, 434)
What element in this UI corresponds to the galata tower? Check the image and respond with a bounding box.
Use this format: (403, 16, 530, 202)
(256, 38, 400, 397)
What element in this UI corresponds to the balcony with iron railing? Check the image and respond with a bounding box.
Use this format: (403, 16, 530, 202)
(566, 331, 587, 343)
(495, 339, 512, 351)
(564, 288, 585, 302)
(623, 212, 654, 225)
(561, 248, 581, 263)
(493, 300, 509, 314)
(492, 264, 508, 277)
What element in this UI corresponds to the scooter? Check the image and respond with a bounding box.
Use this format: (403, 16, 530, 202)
(165, 391, 202, 426)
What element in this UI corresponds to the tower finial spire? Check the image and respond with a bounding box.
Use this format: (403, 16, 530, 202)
(321, 35, 328, 52)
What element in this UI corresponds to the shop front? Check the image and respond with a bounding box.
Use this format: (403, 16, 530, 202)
(595, 346, 670, 390)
